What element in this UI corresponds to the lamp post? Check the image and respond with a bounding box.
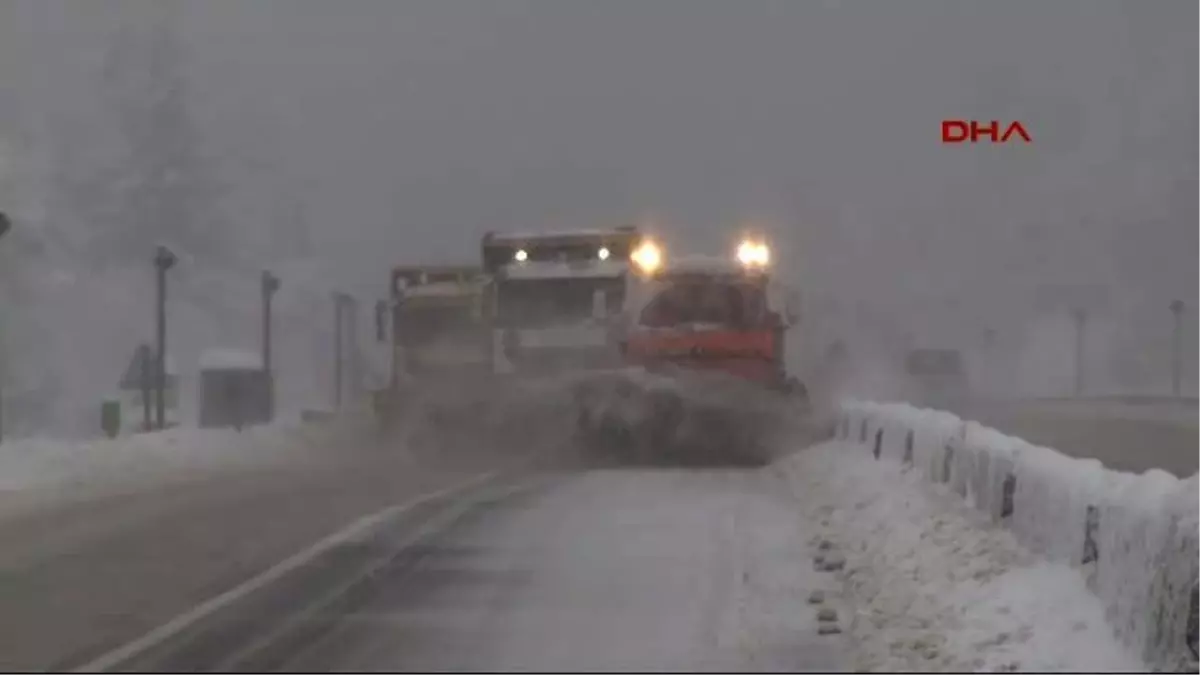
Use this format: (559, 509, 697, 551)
(261, 271, 280, 373)
(261, 271, 280, 421)
(0, 211, 10, 442)
(1072, 308, 1087, 398)
(1170, 300, 1185, 398)
(154, 245, 177, 430)
(332, 291, 352, 409)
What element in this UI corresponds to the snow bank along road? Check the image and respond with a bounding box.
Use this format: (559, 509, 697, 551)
(838, 401, 1197, 671)
(962, 398, 1198, 477)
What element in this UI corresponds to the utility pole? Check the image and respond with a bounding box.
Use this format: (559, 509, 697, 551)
(347, 296, 360, 402)
(139, 344, 153, 431)
(1170, 300, 1185, 398)
(332, 292, 352, 409)
(1072, 308, 1087, 398)
(154, 246, 177, 430)
(0, 211, 9, 443)
(261, 270, 280, 420)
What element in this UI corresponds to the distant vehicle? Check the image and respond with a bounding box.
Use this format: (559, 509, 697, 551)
(904, 348, 969, 408)
(480, 226, 643, 375)
(619, 240, 804, 398)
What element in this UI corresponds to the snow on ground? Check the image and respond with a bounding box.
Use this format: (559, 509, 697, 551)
(0, 408, 375, 508)
(774, 440, 1147, 673)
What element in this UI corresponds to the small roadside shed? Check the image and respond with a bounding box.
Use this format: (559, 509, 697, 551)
(198, 349, 272, 429)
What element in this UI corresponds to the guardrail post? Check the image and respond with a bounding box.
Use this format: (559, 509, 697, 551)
(1001, 473, 1015, 520)
(1082, 505, 1099, 565)
(941, 443, 954, 483)
(1188, 584, 1198, 661)
(873, 428, 883, 460)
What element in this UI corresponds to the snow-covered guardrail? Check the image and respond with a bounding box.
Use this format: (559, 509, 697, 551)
(835, 400, 1199, 672)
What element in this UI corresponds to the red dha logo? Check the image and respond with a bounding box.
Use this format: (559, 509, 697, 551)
(942, 120, 1031, 144)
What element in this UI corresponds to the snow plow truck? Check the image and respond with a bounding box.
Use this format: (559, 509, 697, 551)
(576, 236, 809, 465)
(376, 264, 490, 430)
(480, 226, 642, 376)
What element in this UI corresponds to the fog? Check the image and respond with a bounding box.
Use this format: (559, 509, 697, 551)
(0, 1, 1195, 435)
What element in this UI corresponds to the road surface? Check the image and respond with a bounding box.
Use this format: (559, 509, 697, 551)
(0, 413, 840, 673)
(0, 437, 528, 673)
(81, 467, 841, 673)
(270, 470, 841, 673)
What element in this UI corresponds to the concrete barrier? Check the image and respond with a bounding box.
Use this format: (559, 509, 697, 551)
(836, 400, 1199, 671)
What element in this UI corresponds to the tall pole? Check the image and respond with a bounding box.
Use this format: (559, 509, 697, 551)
(154, 246, 177, 430)
(1170, 300, 1185, 398)
(139, 344, 152, 431)
(1072, 308, 1087, 398)
(333, 292, 346, 410)
(261, 271, 280, 420)
(0, 211, 9, 443)
(346, 296, 359, 402)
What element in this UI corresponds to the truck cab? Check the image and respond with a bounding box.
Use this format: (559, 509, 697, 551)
(480, 227, 642, 376)
(619, 245, 803, 395)
(388, 265, 489, 384)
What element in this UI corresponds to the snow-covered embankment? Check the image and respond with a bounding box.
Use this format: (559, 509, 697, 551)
(808, 400, 1197, 671)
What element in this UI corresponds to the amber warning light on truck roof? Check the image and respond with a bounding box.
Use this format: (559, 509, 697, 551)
(736, 240, 770, 269)
(631, 240, 663, 274)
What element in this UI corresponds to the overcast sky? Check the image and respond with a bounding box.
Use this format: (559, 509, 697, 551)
(0, 0, 1196, 399)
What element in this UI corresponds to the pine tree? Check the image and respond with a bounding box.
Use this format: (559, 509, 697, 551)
(64, 9, 228, 270)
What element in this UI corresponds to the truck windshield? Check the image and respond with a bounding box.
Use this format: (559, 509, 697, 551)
(396, 305, 478, 345)
(639, 279, 768, 329)
(497, 278, 625, 327)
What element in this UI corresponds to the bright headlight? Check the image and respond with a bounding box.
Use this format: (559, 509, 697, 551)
(598, 246, 611, 261)
(514, 249, 529, 262)
(631, 241, 662, 273)
(737, 240, 770, 267)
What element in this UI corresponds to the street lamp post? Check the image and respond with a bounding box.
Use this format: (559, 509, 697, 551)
(0, 211, 9, 443)
(1072, 308, 1087, 398)
(261, 271, 280, 421)
(154, 246, 177, 430)
(1170, 300, 1185, 398)
(332, 292, 351, 410)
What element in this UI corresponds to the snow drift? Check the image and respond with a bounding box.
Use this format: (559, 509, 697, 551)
(836, 400, 1199, 671)
(777, 440, 1146, 672)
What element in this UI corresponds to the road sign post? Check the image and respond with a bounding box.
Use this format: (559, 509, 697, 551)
(154, 246, 177, 430)
(1171, 300, 1185, 398)
(1072, 308, 1087, 398)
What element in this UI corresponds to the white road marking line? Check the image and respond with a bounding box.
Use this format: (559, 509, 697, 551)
(71, 470, 501, 673)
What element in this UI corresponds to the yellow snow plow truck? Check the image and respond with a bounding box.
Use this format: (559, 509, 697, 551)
(376, 264, 490, 430)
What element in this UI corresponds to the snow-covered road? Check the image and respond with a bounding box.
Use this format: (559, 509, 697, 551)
(0, 390, 1165, 673)
(270, 470, 846, 673)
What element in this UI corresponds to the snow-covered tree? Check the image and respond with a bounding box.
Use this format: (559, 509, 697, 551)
(60, 8, 229, 271)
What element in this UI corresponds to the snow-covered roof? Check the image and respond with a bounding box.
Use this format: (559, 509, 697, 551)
(658, 255, 772, 279)
(501, 260, 628, 280)
(199, 348, 263, 371)
(402, 282, 481, 299)
(488, 227, 636, 243)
